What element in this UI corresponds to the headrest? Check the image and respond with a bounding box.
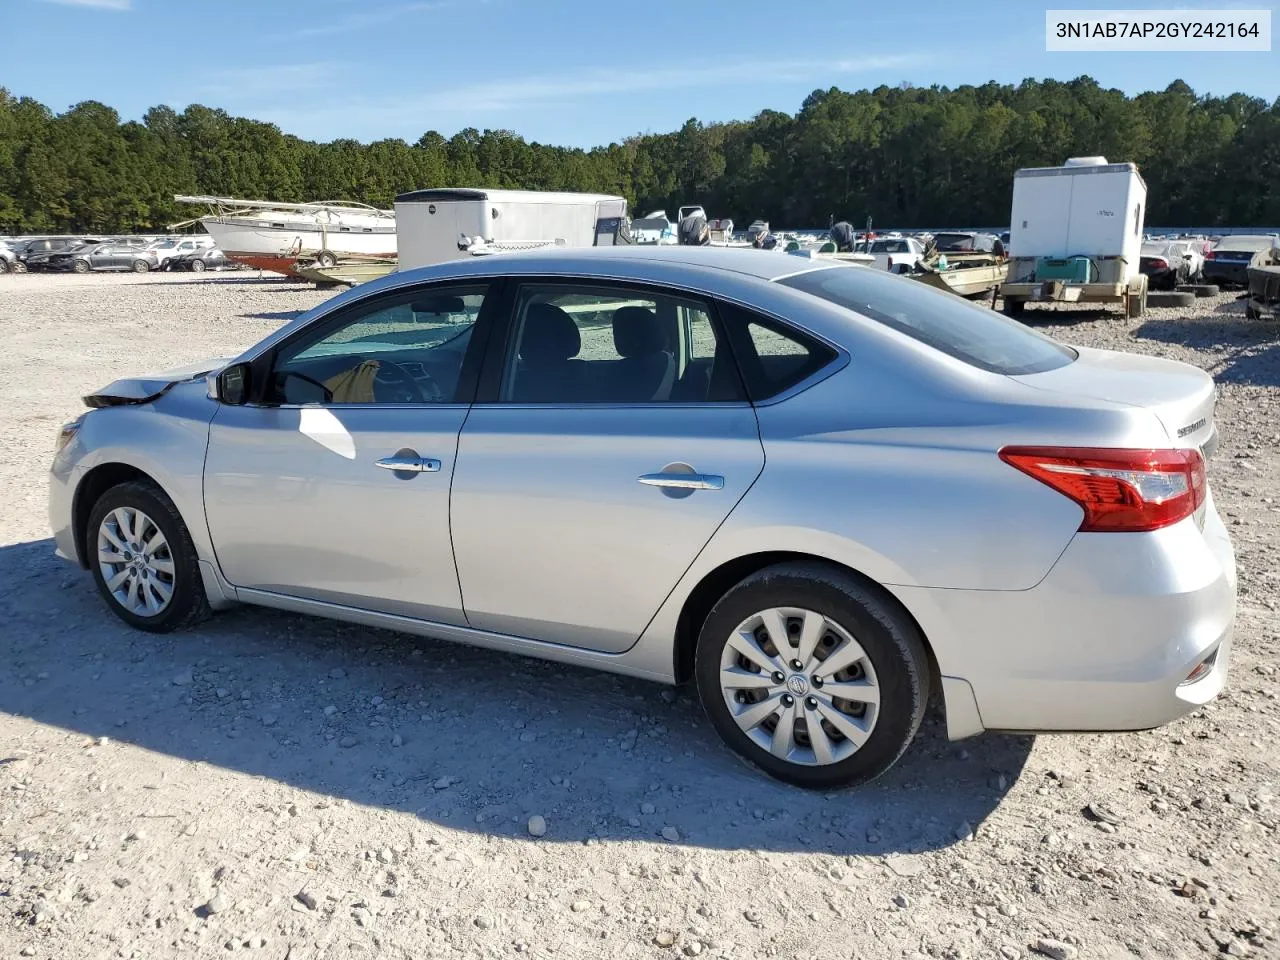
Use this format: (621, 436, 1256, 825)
(520, 302, 580, 362)
(411, 295, 466, 315)
(612, 306, 664, 358)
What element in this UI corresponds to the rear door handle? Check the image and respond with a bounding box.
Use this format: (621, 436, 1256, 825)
(376, 455, 441, 473)
(637, 472, 724, 491)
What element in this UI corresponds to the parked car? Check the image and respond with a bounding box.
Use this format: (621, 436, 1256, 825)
(50, 247, 1235, 788)
(19, 237, 92, 267)
(1139, 240, 1193, 290)
(1204, 235, 1280, 288)
(162, 247, 240, 272)
(856, 236, 926, 273)
(49, 243, 159, 273)
(24, 239, 103, 271)
(146, 236, 215, 269)
(0, 239, 20, 273)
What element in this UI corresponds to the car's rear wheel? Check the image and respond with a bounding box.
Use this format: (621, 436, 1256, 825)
(72, 259, 90, 274)
(87, 481, 210, 633)
(132, 258, 150, 273)
(694, 562, 930, 789)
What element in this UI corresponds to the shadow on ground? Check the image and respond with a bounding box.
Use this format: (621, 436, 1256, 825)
(239, 310, 305, 321)
(1135, 311, 1280, 386)
(0, 538, 1032, 855)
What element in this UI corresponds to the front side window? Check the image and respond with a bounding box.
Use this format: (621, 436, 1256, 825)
(501, 284, 743, 403)
(779, 266, 1076, 376)
(269, 285, 487, 404)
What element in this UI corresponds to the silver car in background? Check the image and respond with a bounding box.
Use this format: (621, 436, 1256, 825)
(49, 247, 1236, 788)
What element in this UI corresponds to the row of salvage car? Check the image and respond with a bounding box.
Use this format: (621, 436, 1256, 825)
(0, 235, 243, 274)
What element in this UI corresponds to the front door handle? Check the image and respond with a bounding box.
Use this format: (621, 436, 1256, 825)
(637, 471, 724, 491)
(376, 455, 441, 473)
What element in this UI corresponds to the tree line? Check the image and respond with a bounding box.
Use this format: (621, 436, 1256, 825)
(1, 76, 1277, 236)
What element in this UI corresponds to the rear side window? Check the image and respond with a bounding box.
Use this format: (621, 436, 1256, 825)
(718, 303, 837, 401)
(779, 267, 1076, 376)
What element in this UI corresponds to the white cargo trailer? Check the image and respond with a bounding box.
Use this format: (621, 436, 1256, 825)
(394, 189, 628, 270)
(1000, 157, 1149, 318)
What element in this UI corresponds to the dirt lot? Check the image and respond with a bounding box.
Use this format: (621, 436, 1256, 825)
(1, 272, 1277, 960)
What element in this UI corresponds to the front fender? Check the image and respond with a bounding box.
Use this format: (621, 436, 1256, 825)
(62, 381, 219, 566)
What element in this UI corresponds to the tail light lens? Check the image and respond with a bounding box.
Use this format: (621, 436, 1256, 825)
(1204, 250, 1216, 260)
(999, 446, 1206, 532)
(1150, 257, 1169, 270)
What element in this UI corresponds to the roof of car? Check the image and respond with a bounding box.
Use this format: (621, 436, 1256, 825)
(398, 245, 830, 285)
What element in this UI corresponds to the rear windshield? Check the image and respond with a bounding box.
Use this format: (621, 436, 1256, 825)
(779, 266, 1077, 376)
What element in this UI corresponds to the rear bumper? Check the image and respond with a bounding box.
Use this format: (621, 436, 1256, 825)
(1001, 281, 1127, 303)
(897, 494, 1236, 735)
(1204, 263, 1251, 286)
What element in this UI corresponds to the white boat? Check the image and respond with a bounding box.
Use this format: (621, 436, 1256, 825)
(174, 195, 397, 276)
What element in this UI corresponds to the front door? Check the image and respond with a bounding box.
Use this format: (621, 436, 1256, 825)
(204, 282, 494, 624)
(450, 280, 765, 652)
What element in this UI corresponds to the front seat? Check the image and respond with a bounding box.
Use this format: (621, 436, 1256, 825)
(513, 302, 586, 402)
(609, 306, 676, 401)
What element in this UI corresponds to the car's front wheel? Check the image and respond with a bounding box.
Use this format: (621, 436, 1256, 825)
(72, 259, 90, 274)
(87, 481, 210, 632)
(694, 562, 930, 789)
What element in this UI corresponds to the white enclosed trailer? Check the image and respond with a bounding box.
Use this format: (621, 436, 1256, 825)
(1000, 157, 1149, 318)
(394, 189, 628, 270)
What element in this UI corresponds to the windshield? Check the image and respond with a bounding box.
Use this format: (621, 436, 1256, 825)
(778, 266, 1077, 376)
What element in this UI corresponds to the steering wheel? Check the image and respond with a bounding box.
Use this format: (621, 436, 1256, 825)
(373, 359, 432, 403)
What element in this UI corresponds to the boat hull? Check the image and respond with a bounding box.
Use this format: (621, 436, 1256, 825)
(294, 260, 398, 287)
(201, 217, 397, 276)
(913, 261, 1009, 298)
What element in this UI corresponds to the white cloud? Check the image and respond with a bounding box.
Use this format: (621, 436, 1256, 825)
(297, 0, 479, 37)
(249, 53, 925, 137)
(39, 0, 132, 9)
(197, 62, 341, 99)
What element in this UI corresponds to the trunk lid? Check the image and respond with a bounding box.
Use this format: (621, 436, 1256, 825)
(1010, 345, 1217, 455)
(84, 357, 230, 408)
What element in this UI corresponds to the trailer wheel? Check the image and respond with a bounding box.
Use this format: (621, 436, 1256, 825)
(1147, 290, 1195, 309)
(1001, 296, 1026, 317)
(315, 250, 337, 268)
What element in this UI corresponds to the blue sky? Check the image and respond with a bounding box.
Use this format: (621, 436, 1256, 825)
(2, 0, 1275, 147)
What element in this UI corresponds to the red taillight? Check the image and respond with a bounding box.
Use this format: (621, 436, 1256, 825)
(999, 446, 1206, 532)
(1150, 257, 1169, 270)
(1204, 250, 1216, 260)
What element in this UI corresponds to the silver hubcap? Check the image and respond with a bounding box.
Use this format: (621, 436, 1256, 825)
(719, 607, 880, 766)
(97, 507, 175, 617)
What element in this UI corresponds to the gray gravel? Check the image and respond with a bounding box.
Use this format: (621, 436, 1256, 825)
(0, 272, 1277, 959)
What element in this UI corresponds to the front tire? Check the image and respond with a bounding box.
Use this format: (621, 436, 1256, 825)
(72, 259, 90, 274)
(694, 562, 930, 789)
(87, 481, 210, 633)
(189, 258, 206, 273)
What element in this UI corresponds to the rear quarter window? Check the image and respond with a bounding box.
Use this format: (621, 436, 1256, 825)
(779, 266, 1076, 376)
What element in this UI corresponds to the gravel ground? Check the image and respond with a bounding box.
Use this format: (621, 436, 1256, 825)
(1, 272, 1277, 960)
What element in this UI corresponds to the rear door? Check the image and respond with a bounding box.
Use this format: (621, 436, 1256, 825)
(449, 279, 765, 652)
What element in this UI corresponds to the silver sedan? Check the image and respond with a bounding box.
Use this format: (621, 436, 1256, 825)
(49, 247, 1236, 788)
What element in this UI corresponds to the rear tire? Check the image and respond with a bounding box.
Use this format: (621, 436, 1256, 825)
(1148, 290, 1195, 309)
(132, 259, 150, 273)
(86, 481, 210, 633)
(694, 562, 930, 789)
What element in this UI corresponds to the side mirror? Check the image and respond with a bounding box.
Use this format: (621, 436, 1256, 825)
(216, 362, 251, 405)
